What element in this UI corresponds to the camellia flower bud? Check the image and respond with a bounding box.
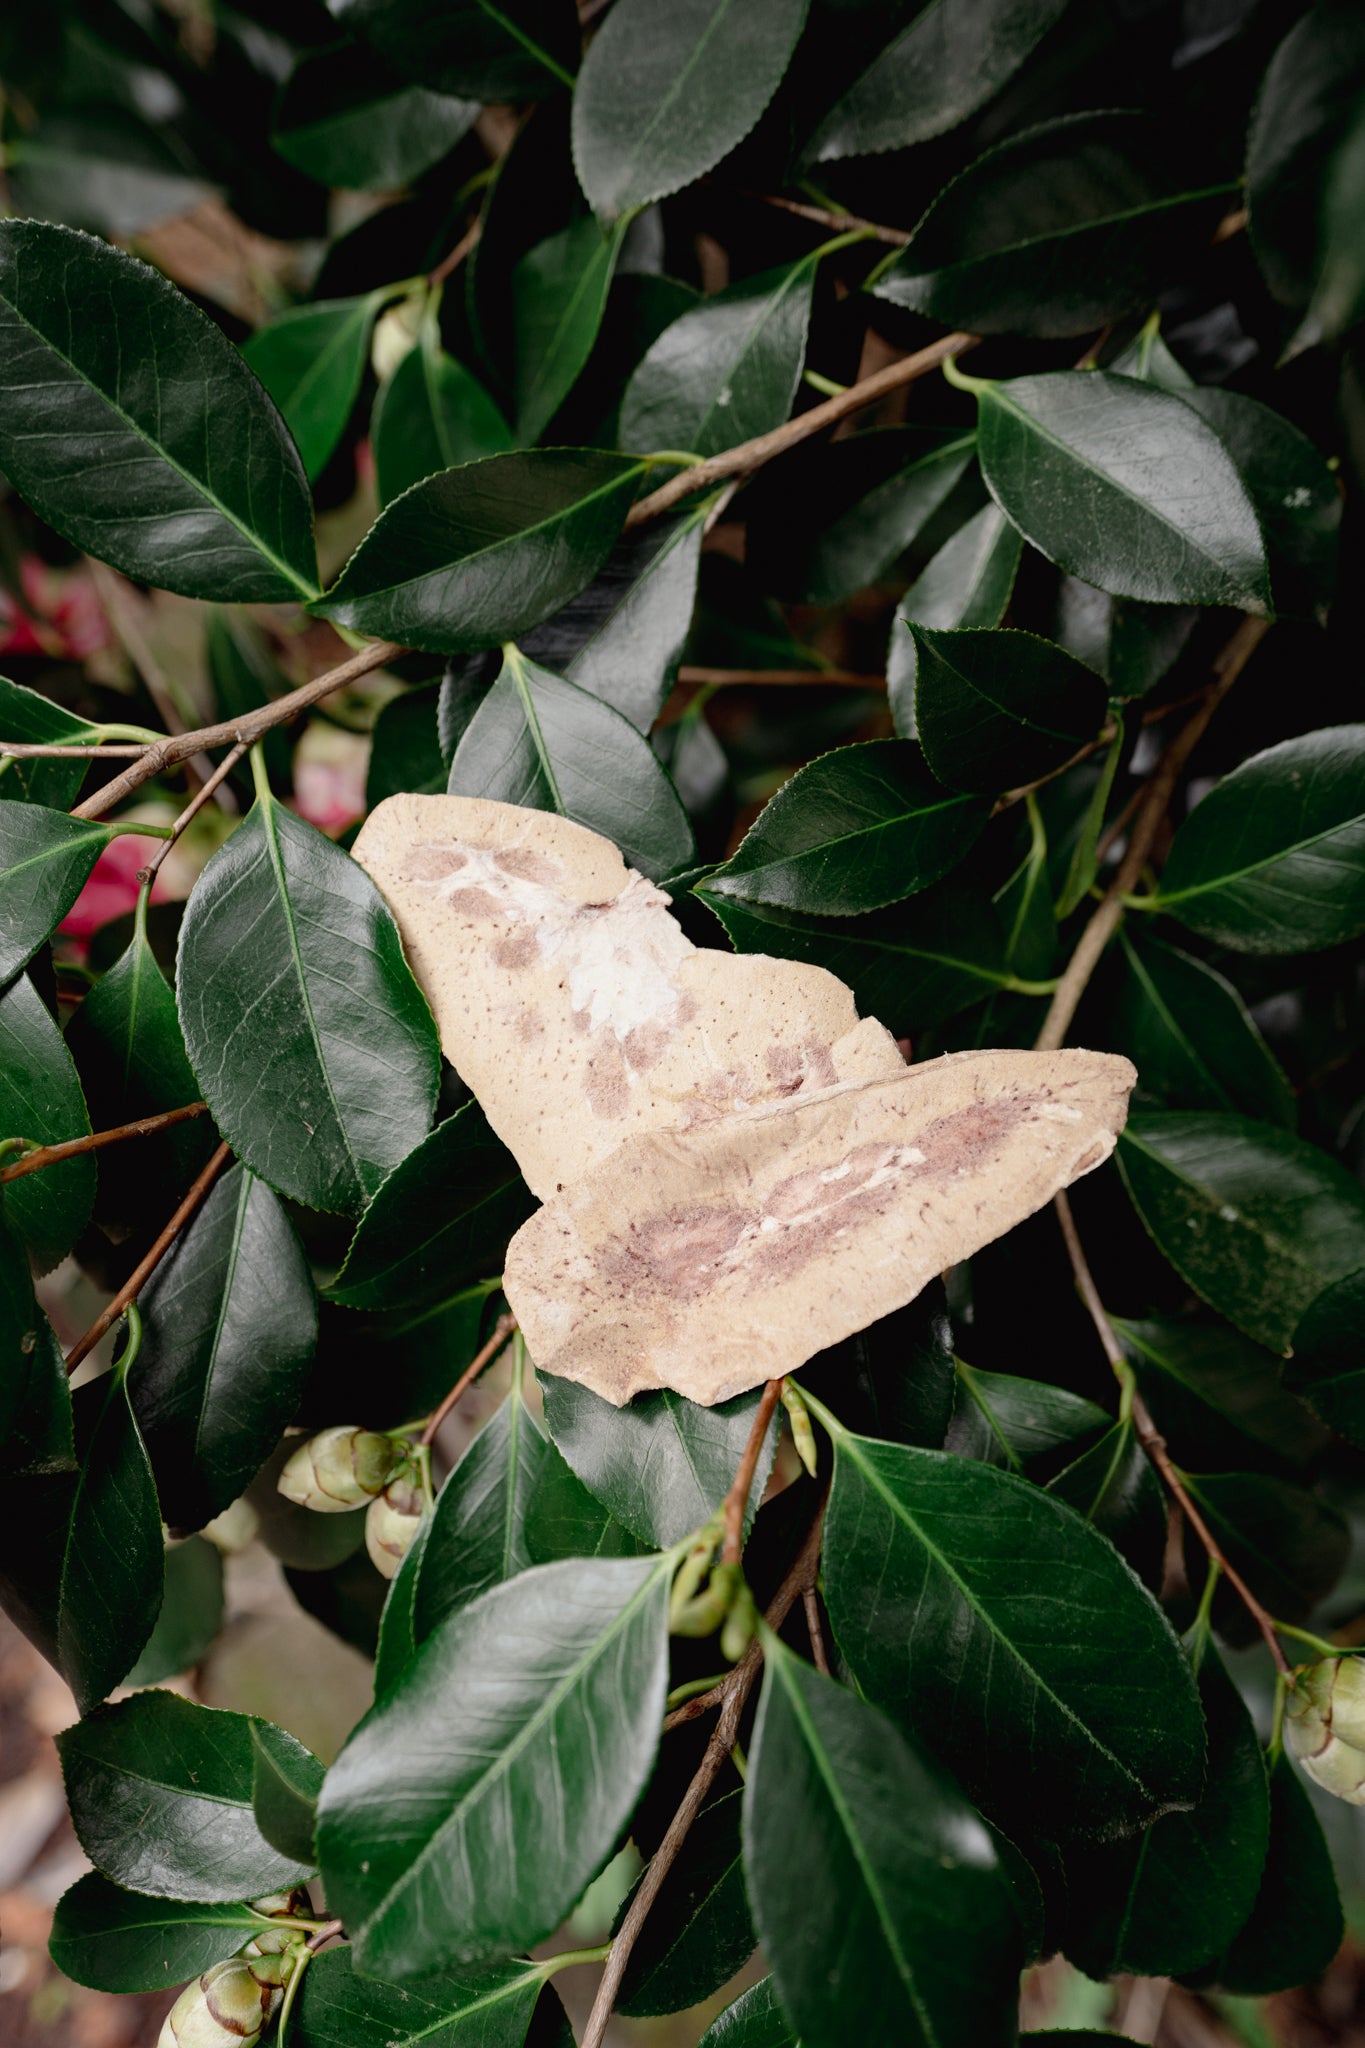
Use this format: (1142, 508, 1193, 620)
(157, 1956, 281, 2048)
(366, 1469, 425, 1578)
(278, 1427, 401, 1512)
(1285, 1656, 1365, 1803)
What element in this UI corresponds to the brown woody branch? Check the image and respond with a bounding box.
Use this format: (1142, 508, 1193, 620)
(418, 1313, 518, 1449)
(1, 742, 149, 758)
(64, 1140, 233, 1374)
(140, 741, 247, 883)
(1053, 1191, 1292, 1676)
(581, 1502, 827, 2048)
(721, 1377, 785, 1566)
(1033, 614, 1270, 1053)
(625, 329, 980, 529)
(0, 1102, 210, 1184)
(67, 638, 402, 822)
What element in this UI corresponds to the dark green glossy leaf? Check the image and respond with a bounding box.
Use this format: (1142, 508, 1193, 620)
(273, 43, 479, 191)
(1288, 1268, 1365, 1448)
(619, 257, 816, 460)
(316, 1554, 671, 1976)
(572, 0, 808, 218)
(523, 1440, 649, 1563)
(1245, 0, 1365, 308)
(372, 327, 513, 507)
(0, 973, 94, 1274)
(328, 1105, 532, 1314)
(1155, 726, 1365, 954)
(176, 782, 440, 1215)
(1116, 1314, 1326, 1474)
(821, 1430, 1204, 1840)
(698, 1979, 794, 2048)
(706, 741, 988, 916)
(908, 624, 1107, 795)
(0, 674, 101, 808)
(0, 1210, 72, 1479)
(251, 1720, 325, 1868)
(513, 216, 627, 443)
(57, 1357, 164, 1714)
(447, 648, 693, 881)
(313, 450, 644, 654)
(1047, 1420, 1167, 1589)
(64, 905, 215, 1233)
(293, 1944, 547, 2047)
(1053, 576, 1198, 703)
(366, 684, 446, 809)
(372, 1508, 433, 1701)
(808, 0, 1068, 160)
(0, 803, 114, 984)
(49, 1874, 265, 1994)
(539, 1374, 777, 1549)
(795, 436, 976, 606)
(1114, 930, 1296, 1127)
(518, 509, 705, 731)
(888, 505, 1022, 727)
(873, 113, 1233, 337)
(697, 881, 1013, 1034)
(946, 1362, 1106, 1471)
(10, 109, 212, 240)
(996, 797, 1055, 979)
(1118, 1111, 1365, 1352)
(57, 1692, 316, 1901)
(327, 0, 578, 100)
(976, 370, 1270, 610)
(1180, 387, 1339, 623)
(1182, 1472, 1348, 1629)
(1203, 1753, 1343, 1992)
(124, 1536, 224, 1687)
(1066, 1650, 1269, 1977)
(412, 1376, 551, 1637)
(243, 293, 385, 483)
(824, 1288, 959, 1453)
(131, 1162, 318, 1533)
(0, 220, 317, 602)
(745, 1638, 1020, 2048)
(617, 1787, 754, 2016)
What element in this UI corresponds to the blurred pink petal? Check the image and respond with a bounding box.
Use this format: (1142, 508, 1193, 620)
(59, 836, 173, 945)
(0, 559, 110, 662)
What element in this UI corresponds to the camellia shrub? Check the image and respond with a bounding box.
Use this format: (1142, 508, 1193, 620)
(2, 1, 1365, 2044)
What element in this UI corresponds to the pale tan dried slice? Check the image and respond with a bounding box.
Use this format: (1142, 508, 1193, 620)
(353, 792, 905, 1198)
(504, 1049, 1137, 1406)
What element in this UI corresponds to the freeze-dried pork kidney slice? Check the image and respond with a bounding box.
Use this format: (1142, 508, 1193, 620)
(352, 792, 905, 1199)
(503, 1049, 1137, 1406)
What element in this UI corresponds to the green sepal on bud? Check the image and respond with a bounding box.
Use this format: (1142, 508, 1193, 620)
(157, 1955, 284, 2048)
(365, 1466, 425, 1579)
(277, 1426, 403, 1512)
(720, 1580, 758, 1663)
(1285, 1656, 1365, 1803)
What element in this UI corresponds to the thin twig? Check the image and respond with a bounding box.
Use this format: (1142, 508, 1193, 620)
(0, 1102, 209, 1183)
(582, 1503, 827, 2048)
(675, 665, 883, 688)
(64, 1140, 233, 1374)
(304, 1918, 343, 1954)
(69, 638, 402, 822)
(722, 1377, 785, 1566)
(730, 187, 911, 246)
(1053, 1190, 1292, 1677)
(625, 330, 980, 529)
(803, 1586, 831, 1675)
(992, 723, 1118, 817)
(418, 1313, 517, 1449)
(141, 741, 247, 883)
(1033, 614, 1270, 1053)
(0, 742, 149, 758)
(87, 560, 208, 791)
(428, 218, 481, 291)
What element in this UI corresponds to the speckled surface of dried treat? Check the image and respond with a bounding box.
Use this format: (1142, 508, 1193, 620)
(353, 793, 905, 1199)
(504, 1049, 1136, 1404)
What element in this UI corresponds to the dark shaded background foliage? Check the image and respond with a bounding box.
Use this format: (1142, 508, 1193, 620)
(2, 0, 1365, 2044)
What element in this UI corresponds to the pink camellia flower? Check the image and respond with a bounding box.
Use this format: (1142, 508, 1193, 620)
(0, 557, 110, 662)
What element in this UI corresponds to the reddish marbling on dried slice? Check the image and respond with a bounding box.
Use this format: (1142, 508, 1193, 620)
(503, 1049, 1137, 1405)
(352, 792, 905, 1199)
